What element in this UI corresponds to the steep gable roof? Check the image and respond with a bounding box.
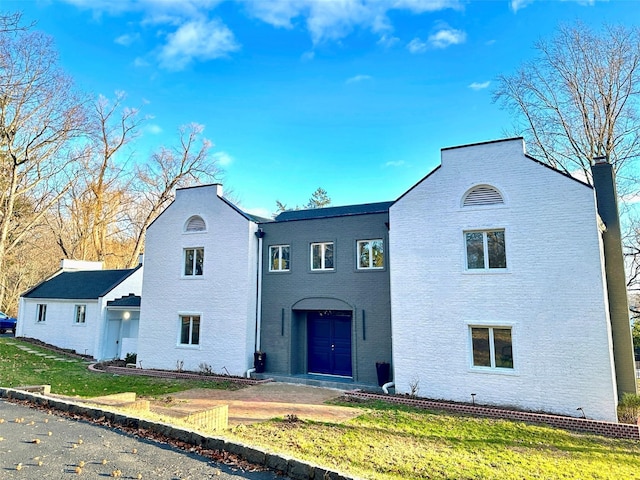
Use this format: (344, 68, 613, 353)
(22, 266, 140, 300)
(271, 201, 394, 223)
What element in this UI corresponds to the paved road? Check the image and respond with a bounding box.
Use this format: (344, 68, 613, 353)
(0, 400, 287, 479)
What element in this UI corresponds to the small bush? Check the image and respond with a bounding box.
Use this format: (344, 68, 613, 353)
(617, 393, 640, 424)
(198, 362, 213, 375)
(124, 352, 137, 365)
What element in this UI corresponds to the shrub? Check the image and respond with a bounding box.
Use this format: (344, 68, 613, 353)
(124, 352, 137, 365)
(617, 393, 640, 424)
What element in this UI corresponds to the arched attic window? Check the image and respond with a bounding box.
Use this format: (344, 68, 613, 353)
(184, 215, 206, 232)
(462, 185, 504, 207)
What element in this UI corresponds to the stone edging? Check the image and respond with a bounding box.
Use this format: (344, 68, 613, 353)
(88, 363, 273, 385)
(0, 388, 355, 480)
(345, 390, 640, 440)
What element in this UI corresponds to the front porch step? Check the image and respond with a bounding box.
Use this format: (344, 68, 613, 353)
(251, 373, 386, 392)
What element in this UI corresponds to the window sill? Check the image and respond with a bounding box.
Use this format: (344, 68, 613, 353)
(468, 366, 517, 376)
(462, 269, 510, 275)
(176, 344, 201, 350)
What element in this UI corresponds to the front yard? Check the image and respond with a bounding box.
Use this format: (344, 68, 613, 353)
(2, 337, 640, 479)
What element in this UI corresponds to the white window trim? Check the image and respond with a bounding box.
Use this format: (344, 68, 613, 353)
(177, 313, 202, 349)
(269, 245, 290, 272)
(356, 239, 384, 270)
(183, 247, 204, 277)
(468, 325, 515, 374)
(74, 304, 87, 325)
(463, 229, 507, 272)
(310, 242, 334, 271)
(36, 304, 47, 323)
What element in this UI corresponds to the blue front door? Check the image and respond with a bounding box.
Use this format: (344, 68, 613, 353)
(307, 311, 352, 377)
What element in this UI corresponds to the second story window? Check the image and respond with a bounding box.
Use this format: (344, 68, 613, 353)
(357, 239, 384, 269)
(269, 245, 290, 272)
(184, 247, 204, 276)
(465, 230, 506, 270)
(311, 242, 334, 271)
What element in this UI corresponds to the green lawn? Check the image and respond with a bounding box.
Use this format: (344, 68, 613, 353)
(2, 337, 640, 479)
(228, 401, 640, 479)
(0, 337, 239, 398)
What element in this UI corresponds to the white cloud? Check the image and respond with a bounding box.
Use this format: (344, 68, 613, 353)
(243, 0, 461, 45)
(212, 151, 234, 167)
(469, 81, 490, 90)
(377, 33, 400, 48)
(428, 27, 466, 49)
(407, 37, 428, 54)
(384, 160, 406, 168)
(114, 33, 140, 46)
(146, 124, 163, 134)
(159, 18, 240, 70)
(134, 57, 151, 67)
(301, 50, 315, 61)
(510, 0, 535, 12)
(346, 74, 372, 84)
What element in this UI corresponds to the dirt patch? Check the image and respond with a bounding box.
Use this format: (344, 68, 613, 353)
(149, 382, 361, 425)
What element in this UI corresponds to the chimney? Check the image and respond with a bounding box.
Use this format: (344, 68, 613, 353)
(591, 158, 636, 397)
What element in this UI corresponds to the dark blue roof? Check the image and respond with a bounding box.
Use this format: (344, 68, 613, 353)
(23, 267, 139, 300)
(107, 294, 141, 308)
(271, 201, 393, 223)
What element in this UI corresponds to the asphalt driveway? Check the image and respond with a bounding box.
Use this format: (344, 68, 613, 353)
(0, 399, 286, 479)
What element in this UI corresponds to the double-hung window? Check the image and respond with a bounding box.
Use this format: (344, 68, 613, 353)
(184, 248, 204, 276)
(74, 304, 86, 324)
(269, 245, 290, 272)
(311, 242, 334, 271)
(471, 326, 513, 369)
(465, 230, 506, 270)
(357, 239, 384, 269)
(180, 315, 200, 346)
(36, 304, 47, 323)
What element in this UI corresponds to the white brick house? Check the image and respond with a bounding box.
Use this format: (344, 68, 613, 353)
(389, 138, 622, 421)
(136, 184, 263, 375)
(17, 260, 143, 360)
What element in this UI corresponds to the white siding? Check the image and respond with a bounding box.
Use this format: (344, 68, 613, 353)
(390, 138, 618, 421)
(137, 185, 258, 375)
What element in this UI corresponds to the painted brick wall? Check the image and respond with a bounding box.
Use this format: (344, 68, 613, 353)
(259, 212, 391, 385)
(18, 269, 143, 359)
(137, 185, 258, 375)
(389, 138, 619, 422)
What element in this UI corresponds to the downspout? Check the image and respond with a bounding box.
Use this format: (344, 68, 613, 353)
(254, 228, 265, 354)
(591, 158, 636, 397)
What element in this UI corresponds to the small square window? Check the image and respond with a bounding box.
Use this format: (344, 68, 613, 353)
(471, 326, 513, 369)
(311, 242, 334, 271)
(357, 239, 384, 269)
(74, 305, 86, 324)
(184, 248, 204, 276)
(269, 245, 290, 272)
(36, 304, 47, 323)
(465, 230, 506, 270)
(180, 315, 200, 345)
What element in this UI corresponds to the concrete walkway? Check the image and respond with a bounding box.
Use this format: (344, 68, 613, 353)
(149, 382, 361, 425)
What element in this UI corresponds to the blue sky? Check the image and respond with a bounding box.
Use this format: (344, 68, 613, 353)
(6, 0, 639, 217)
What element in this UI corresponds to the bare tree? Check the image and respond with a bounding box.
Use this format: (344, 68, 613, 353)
(494, 22, 640, 181)
(0, 18, 86, 310)
(494, 21, 640, 306)
(126, 123, 221, 268)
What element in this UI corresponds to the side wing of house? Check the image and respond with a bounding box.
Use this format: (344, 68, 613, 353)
(18, 295, 100, 356)
(389, 138, 618, 421)
(137, 184, 259, 375)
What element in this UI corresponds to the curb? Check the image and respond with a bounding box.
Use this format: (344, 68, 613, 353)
(0, 387, 357, 480)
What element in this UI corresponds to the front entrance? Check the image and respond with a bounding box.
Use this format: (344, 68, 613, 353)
(307, 311, 352, 377)
(105, 319, 121, 360)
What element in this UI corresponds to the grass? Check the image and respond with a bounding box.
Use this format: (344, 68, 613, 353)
(0, 337, 240, 398)
(2, 336, 640, 479)
(227, 401, 640, 479)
